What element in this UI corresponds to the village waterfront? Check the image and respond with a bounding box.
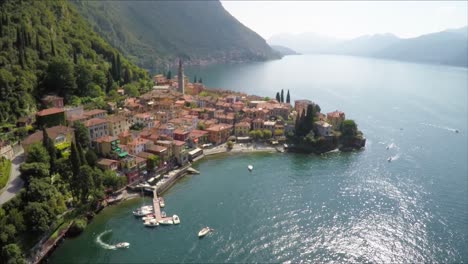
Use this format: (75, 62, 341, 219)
(49, 54, 467, 263)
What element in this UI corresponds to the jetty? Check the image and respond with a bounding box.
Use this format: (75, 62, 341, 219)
(152, 188, 173, 222)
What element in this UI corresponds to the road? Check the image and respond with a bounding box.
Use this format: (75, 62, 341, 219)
(0, 150, 25, 205)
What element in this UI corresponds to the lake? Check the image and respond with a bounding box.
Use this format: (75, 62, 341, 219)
(50, 55, 468, 263)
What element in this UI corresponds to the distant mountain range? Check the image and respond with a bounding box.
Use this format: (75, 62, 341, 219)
(268, 26, 468, 67)
(73, 0, 280, 68)
(270, 45, 300, 56)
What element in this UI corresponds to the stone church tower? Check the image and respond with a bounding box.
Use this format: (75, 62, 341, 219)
(178, 59, 185, 94)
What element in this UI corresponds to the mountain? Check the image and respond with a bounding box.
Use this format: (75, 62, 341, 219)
(331, 33, 400, 56)
(268, 26, 468, 67)
(0, 0, 150, 125)
(268, 32, 341, 54)
(72, 1, 280, 69)
(270, 45, 300, 56)
(374, 27, 468, 67)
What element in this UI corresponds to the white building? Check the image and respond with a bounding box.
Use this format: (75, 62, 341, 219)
(314, 121, 333, 137)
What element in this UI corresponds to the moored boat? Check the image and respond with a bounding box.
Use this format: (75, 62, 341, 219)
(173, 215, 180, 224)
(159, 197, 165, 208)
(158, 219, 174, 225)
(247, 165, 253, 172)
(133, 208, 152, 217)
(198, 227, 212, 238)
(142, 214, 155, 221)
(144, 219, 159, 227)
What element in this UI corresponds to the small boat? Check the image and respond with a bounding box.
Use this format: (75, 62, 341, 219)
(173, 215, 180, 224)
(161, 211, 167, 217)
(115, 242, 130, 249)
(142, 214, 155, 221)
(198, 227, 212, 238)
(159, 198, 165, 208)
(247, 165, 253, 172)
(141, 205, 153, 211)
(386, 146, 390, 150)
(455, 129, 459, 133)
(387, 157, 392, 162)
(144, 219, 159, 227)
(158, 219, 174, 225)
(133, 209, 152, 217)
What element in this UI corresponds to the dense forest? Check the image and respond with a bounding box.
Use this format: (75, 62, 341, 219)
(0, 0, 151, 125)
(72, 0, 280, 68)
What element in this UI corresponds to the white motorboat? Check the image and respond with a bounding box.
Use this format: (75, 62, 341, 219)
(115, 242, 130, 248)
(161, 211, 167, 218)
(133, 209, 152, 217)
(158, 219, 174, 225)
(173, 215, 180, 224)
(142, 214, 155, 221)
(159, 197, 165, 208)
(144, 219, 159, 227)
(387, 157, 392, 162)
(141, 205, 153, 211)
(247, 165, 253, 172)
(198, 227, 212, 238)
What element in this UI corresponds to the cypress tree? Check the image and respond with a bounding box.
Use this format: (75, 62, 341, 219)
(0, 15, 3, 38)
(166, 70, 172, 80)
(111, 53, 117, 81)
(106, 70, 113, 94)
(42, 127, 56, 173)
(77, 143, 87, 166)
(193, 75, 197, 83)
(280, 89, 284, 103)
(50, 38, 56, 56)
(198, 77, 203, 83)
(73, 48, 78, 64)
(286, 90, 290, 104)
(116, 53, 121, 82)
(70, 142, 81, 177)
(276, 92, 281, 102)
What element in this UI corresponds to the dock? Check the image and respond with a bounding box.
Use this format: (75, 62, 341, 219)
(152, 188, 173, 222)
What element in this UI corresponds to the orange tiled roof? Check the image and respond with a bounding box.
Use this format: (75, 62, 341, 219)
(36, 107, 64, 116)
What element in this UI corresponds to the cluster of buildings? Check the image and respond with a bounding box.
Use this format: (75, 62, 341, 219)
(10, 61, 347, 185)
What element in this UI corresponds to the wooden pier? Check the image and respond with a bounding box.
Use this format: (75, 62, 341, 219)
(152, 189, 172, 222)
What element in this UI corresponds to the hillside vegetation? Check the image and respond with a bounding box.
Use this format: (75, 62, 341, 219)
(0, 0, 151, 125)
(73, 0, 280, 69)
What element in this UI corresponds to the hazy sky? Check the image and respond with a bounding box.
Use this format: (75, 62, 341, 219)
(221, 1, 468, 39)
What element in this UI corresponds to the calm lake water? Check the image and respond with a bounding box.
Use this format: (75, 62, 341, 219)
(50, 55, 467, 263)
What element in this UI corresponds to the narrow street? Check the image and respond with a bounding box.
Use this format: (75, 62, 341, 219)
(0, 150, 25, 205)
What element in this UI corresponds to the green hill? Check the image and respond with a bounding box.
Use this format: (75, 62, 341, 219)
(0, 0, 151, 125)
(72, 0, 280, 69)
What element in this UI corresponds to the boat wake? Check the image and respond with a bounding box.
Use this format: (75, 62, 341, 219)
(387, 143, 397, 149)
(96, 230, 116, 250)
(420, 123, 459, 133)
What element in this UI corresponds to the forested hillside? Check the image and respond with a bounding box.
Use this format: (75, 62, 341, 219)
(73, 0, 280, 68)
(0, 0, 151, 125)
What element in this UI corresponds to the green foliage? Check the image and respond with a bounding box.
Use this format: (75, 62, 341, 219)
(249, 130, 264, 140)
(0, 158, 12, 189)
(25, 143, 49, 164)
(19, 162, 49, 183)
(226, 141, 234, 149)
(341, 119, 357, 137)
(102, 170, 126, 191)
(275, 92, 280, 102)
(42, 128, 56, 173)
(85, 149, 98, 167)
(286, 90, 290, 104)
(1, 243, 26, 264)
(280, 89, 284, 103)
(24, 202, 54, 233)
(262, 129, 272, 139)
(73, 122, 90, 147)
(68, 217, 87, 236)
(146, 155, 160, 172)
(72, 1, 280, 68)
(0, 0, 150, 123)
(197, 122, 205, 130)
(294, 103, 321, 137)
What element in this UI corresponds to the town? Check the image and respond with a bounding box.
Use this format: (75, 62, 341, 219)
(1, 60, 363, 190)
